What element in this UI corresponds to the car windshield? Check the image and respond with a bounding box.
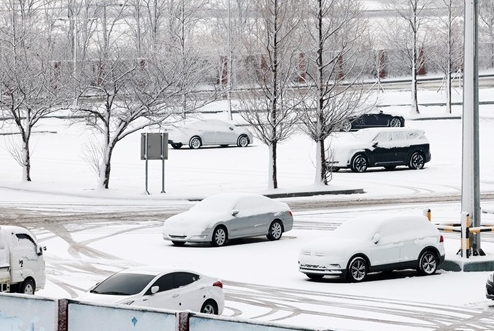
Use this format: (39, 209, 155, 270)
(333, 219, 380, 240)
(191, 194, 236, 212)
(90, 273, 155, 296)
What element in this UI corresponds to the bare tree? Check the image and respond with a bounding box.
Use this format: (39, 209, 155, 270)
(0, 0, 70, 182)
(239, 0, 303, 190)
(211, 0, 254, 120)
(383, 0, 435, 114)
(67, 0, 216, 189)
(427, 0, 463, 114)
(299, 0, 373, 185)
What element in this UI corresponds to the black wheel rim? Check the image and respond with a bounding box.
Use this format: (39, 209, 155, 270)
(354, 156, 367, 172)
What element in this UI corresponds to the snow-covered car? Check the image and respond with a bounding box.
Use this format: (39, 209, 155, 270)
(162, 192, 294, 247)
(78, 266, 224, 314)
(168, 119, 254, 149)
(340, 110, 405, 132)
(298, 215, 445, 282)
(327, 127, 431, 172)
(486, 272, 494, 299)
(298, 214, 445, 282)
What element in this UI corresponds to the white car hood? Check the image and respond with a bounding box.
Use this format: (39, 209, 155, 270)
(301, 236, 366, 255)
(164, 211, 225, 230)
(78, 292, 134, 305)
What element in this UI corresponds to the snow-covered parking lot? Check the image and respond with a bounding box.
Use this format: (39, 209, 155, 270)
(2, 89, 494, 330)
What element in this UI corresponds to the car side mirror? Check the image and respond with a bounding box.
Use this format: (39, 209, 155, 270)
(372, 233, 381, 244)
(232, 210, 239, 216)
(372, 142, 378, 148)
(36, 245, 46, 256)
(150, 286, 159, 294)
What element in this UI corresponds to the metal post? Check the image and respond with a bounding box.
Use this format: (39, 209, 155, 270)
(462, 0, 483, 255)
(145, 133, 150, 195)
(161, 133, 166, 193)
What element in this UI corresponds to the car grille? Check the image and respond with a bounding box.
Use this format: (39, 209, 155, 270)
(169, 235, 186, 239)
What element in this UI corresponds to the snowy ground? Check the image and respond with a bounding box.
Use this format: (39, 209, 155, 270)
(1, 87, 494, 330)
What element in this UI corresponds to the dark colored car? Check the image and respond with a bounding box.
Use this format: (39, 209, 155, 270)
(340, 110, 405, 132)
(486, 272, 494, 299)
(327, 127, 431, 173)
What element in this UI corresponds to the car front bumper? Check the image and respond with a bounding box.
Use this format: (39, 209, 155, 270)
(486, 280, 494, 299)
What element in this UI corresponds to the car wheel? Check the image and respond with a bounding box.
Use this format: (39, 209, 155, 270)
(237, 135, 249, 147)
(20, 278, 35, 294)
(266, 220, 283, 241)
(211, 226, 227, 247)
(172, 241, 185, 246)
(351, 154, 368, 173)
(189, 136, 202, 149)
(384, 165, 396, 170)
(340, 120, 352, 132)
(346, 256, 368, 282)
(389, 117, 402, 127)
(306, 274, 324, 280)
(171, 143, 183, 149)
(200, 299, 218, 315)
(417, 250, 438, 276)
(409, 151, 425, 169)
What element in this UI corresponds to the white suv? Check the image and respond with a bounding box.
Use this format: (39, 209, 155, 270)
(298, 214, 445, 282)
(327, 127, 431, 173)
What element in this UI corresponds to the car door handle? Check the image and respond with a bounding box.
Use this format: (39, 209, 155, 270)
(172, 294, 179, 298)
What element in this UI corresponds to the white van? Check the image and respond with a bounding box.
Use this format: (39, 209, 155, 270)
(0, 226, 46, 294)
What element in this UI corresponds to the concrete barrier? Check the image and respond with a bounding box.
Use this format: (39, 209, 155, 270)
(0, 293, 57, 331)
(0, 293, 332, 331)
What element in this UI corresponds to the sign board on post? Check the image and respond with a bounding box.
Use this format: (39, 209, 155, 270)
(141, 133, 168, 194)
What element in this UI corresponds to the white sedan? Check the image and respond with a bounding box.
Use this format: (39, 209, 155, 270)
(298, 214, 445, 282)
(162, 192, 294, 247)
(168, 119, 254, 149)
(78, 266, 224, 314)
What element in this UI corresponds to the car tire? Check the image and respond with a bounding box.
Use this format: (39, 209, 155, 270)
(346, 256, 368, 282)
(200, 299, 218, 314)
(20, 278, 35, 294)
(266, 220, 283, 241)
(389, 117, 402, 127)
(171, 143, 183, 149)
(409, 151, 425, 169)
(340, 120, 352, 132)
(237, 135, 249, 147)
(172, 241, 185, 246)
(211, 226, 227, 247)
(417, 250, 438, 276)
(189, 136, 202, 149)
(351, 154, 368, 173)
(306, 273, 324, 280)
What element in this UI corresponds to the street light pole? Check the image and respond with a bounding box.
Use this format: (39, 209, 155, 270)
(462, 0, 482, 255)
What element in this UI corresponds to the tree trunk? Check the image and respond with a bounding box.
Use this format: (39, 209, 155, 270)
(21, 139, 31, 182)
(98, 144, 114, 189)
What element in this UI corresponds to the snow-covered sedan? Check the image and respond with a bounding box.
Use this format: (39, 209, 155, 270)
(339, 110, 405, 132)
(168, 119, 253, 149)
(327, 127, 431, 173)
(298, 214, 445, 282)
(78, 266, 224, 314)
(162, 192, 294, 247)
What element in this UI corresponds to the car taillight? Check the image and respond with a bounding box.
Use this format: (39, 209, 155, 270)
(213, 281, 223, 288)
(289, 211, 293, 217)
(440, 235, 444, 243)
